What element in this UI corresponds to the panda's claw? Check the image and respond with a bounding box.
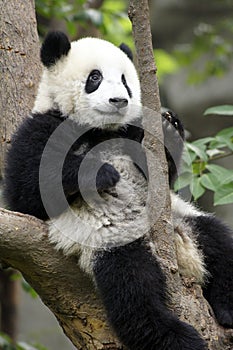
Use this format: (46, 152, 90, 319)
(162, 109, 185, 139)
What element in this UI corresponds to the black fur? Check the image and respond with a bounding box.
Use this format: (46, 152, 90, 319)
(85, 69, 103, 94)
(122, 74, 133, 98)
(119, 43, 133, 61)
(94, 239, 207, 350)
(188, 215, 233, 328)
(162, 109, 185, 187)
(3, 30, 233, 349)
(41, 31, 71, 67)
(3, 110, 143, 219)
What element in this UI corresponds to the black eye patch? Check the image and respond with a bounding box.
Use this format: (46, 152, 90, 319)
(122, 74, 132, 98)
(85, 69, 103, 94)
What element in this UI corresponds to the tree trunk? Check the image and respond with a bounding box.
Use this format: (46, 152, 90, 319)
(129, 1, 233, 349)
(0, 0, 41, 175)
(0, 0, 232, 349)
(0, 0, 41, 341)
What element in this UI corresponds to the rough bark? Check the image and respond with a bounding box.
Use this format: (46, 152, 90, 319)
(129, 1, 233, 349)
(0, 0, 41, 176)
(0, 0, 122, 348)
(0, 269, 20, 341)
(0, 208, 123, 350)
(0, 0, 41, 340)
(0, 0, 232, 349)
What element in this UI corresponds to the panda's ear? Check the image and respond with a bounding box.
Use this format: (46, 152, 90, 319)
(40, 31, 71, 68)
(119, 43, 133, 61)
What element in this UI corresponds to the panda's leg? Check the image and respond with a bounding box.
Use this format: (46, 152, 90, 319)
(93, 238, 206, 350)
(189, 214, 233, 328)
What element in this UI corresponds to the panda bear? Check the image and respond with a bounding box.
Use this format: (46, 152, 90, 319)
(3, 31, 233, 350)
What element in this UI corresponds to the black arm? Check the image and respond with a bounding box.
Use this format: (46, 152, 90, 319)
(3, 111, 120, 219)
(162, 109, 185, 188)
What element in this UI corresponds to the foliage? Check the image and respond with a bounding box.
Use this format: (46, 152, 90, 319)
(35, 0, 132, 43)
(154, 49, 179, 82)
(175, 106, 233, 205)
(174, 20, 233, 84)
(0, 333, 47, 350)
(10, 272, 37, 298)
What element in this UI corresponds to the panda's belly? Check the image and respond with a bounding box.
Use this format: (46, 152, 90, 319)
(48, 154, 149, 259)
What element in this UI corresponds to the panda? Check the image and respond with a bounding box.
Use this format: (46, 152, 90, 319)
(3, 31, 233, 350)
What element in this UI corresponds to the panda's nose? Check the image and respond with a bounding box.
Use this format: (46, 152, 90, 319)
(109, 98, 128, 109)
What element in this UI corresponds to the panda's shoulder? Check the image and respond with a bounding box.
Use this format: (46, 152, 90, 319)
(12, 110, 66, 145)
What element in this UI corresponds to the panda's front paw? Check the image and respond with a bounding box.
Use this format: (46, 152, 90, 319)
(162, 109, 185, 140)
(170, 320, 207, 350)
(211, 303, 233, 328)
(215, 308, 233, 328)
(96, 163, 120, 191)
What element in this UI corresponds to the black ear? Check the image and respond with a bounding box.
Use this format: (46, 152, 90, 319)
(40, 31, 71, 67)
(119, 43, 133, 61)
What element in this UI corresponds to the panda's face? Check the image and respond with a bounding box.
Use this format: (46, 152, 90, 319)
(33, 33, 141, 128)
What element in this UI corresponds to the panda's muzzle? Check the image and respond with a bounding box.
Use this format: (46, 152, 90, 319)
(109, 98, 128, 109)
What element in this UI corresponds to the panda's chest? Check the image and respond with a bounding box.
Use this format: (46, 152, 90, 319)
(77, 149, 148, 246)
(48, 147, 149, 253)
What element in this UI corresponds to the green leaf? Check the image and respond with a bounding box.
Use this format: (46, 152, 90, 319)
(154, 49, 179, 80)
(186, 142, 208, 161)
(72, 9, 103, 26)
(192, 137, 214, 147)
(182, 147, 196, 165)
(215, 135, 233, 151)
(200, 173, 220, 191)
(214, 183, 233, 205)
(206, 148, 225, 157)
(190, 176, 206, 200)
(206, 164, 233, 185)
(217, 127, 233, 138)
(21, 280, 37, 298)
(204, 105, 233, 116)
(174, 172, 193, 192)
(212, 127, 233, 151)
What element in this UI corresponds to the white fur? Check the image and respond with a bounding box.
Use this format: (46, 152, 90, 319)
(36, 35, 206, 282)
(170, 192, 206, 218)
(48, 152, 149, 275)
(33, 37, 141, 128)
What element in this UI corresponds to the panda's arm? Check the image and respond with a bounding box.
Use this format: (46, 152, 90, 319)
(123, 111, 185, 184)
(3, 113, 61, 219)
(93, 239, 206, 350)
(162, 110, 185, 188)
(4, 112, 120, 219)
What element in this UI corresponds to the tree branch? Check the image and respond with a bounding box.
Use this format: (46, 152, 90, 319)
(0, 208, 123, 350)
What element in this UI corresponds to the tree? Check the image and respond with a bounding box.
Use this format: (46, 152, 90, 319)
(0, 0, 233, 349)
(0, 0, 41, 342)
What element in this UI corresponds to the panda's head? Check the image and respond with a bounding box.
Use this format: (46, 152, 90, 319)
(33, 31, 141, 128)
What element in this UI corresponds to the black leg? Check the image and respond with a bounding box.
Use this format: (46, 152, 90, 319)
(93, 239, 206, 350)
(188, 215, 233, 328)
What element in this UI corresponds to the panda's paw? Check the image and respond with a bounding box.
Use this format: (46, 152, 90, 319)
(212, 304, 233, 328)
(162, 109, 185, 140)
(96, 163, 120, 190)
(170, 320, 207, 350)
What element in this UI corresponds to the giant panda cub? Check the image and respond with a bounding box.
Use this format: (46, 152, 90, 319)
(4, 32, 233, 350)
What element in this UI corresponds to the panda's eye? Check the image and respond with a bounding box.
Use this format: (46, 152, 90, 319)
(85, 70, 103, 94)
(90, 71, 101, 81)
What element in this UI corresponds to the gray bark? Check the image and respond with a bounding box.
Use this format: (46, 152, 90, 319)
(129, 1, 233, 349)
(0, 0, 41, 176)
